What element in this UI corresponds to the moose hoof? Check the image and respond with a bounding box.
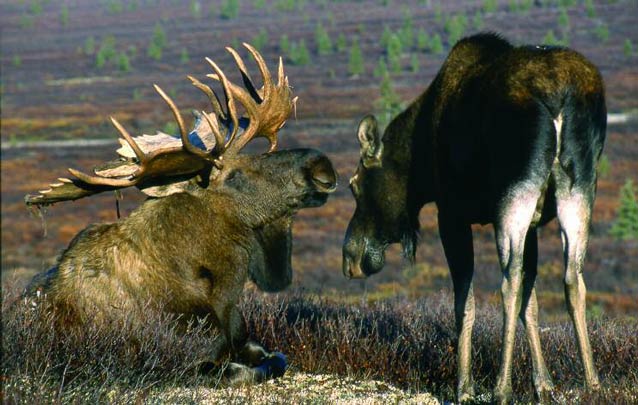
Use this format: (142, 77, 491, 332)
(493, 386, 513, 405)
(254, 352, 288, 379)
(223, 353, 288, 387)
(457, 390, 475, 403)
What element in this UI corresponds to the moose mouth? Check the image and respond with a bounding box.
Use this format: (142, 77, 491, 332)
(342, 239, 386, 279)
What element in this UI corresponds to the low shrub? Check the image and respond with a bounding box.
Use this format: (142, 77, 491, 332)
(3, 283, 637, 403)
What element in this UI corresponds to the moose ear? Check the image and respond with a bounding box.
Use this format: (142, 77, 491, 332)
(357, 115, 383, 168)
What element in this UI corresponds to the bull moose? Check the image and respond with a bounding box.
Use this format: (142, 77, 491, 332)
(343, 33, 605, 403)
(24, 44, 337, 385)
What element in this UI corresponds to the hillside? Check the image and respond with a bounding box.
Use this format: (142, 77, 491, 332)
(1, 1, 637, 402)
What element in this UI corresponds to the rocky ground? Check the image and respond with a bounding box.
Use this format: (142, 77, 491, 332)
(151, 371, 440, 404)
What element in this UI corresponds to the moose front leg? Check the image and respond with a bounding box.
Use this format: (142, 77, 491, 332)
(438, 212, 476, 403)
(214, 302, 287, 386)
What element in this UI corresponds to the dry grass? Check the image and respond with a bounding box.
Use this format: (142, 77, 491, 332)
(4, 280, 636, 404)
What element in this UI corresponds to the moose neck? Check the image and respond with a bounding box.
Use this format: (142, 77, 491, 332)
(382, 87, 437, 220)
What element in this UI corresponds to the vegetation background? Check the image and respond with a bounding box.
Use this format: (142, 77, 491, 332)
(1, 0, 637, 403)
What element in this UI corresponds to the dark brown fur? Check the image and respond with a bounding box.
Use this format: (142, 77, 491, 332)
(343, 33, 605, 403)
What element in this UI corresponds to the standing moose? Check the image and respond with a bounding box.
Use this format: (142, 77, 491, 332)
(343, 33, 605, 403)
(25, 44, 337, 385)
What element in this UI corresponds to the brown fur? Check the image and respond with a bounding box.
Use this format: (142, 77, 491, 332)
(27, 148, 337, 384)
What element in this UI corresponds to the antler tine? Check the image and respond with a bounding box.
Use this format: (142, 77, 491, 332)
(187, 75, 227, 121)
(277, 56, 285, 88)
(154, 84, 209, 160)
(201, 111, 225, 155)
(242, 43, 273, 101)
(68, 168, 136, 187)
(110, 117, 147, 164)
(225, 46, 262, 103)
(205, 57, 241, 150)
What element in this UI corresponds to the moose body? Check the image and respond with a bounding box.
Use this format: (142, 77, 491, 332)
(343, 33, 605, 402)
(25, 44, 337, 385)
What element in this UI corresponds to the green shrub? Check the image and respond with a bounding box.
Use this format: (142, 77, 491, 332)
(585, 0, 596, 17)
(180, 48, 190, 64)
(386, 34, 403, 74)
(434, 5, 442, 23)
(29, 0, 43, 15)
(483, 0, 498, 13)
(375, 73, 403, 128)
(594, 24, 609, 43)
(221, 0, 240, 19)
(251, 28, 269, 51)
(60, 5, 69, 26)
(117, 52, 130, 72)
(85, 36, 95, 55)
(445, 14, 468, 47)
(373, 57, 388, 78)
(624, 39, 634, 58)
(417, 28, 430, 51)
(597, 154, 610, 178)
(147, 23, 166, 61)
(336, 33, 347, 53)
(399, 12, 414, 49)
(147, 41, 162, 61)
(280, 34, 290, 54)
(107, 0, 123, 14)
(543, 29, 560, 45)
(558, 8, 570, 30)
(410, 54, 419, 73)
(315, 23, 333, 55)
(190, 0, 201, 18)
(348, 37, 364, 76)
(380, 25, 392, 49)
(430, 33, 444, 54)
(96, 35, 117, 68)
(289, 39, 310, 66)
(610, 179, 638, 240)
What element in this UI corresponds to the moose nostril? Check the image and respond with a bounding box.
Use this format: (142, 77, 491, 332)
(310, 157, 337, 192)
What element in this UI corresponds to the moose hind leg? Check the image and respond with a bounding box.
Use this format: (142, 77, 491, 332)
(556, 189, 600, 390)
(494, 185, 541, 404)
(519, 228, 554, 401)
(438, 213, 475, 402)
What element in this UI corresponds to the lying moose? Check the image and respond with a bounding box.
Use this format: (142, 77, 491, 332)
(343, 33, 605, 403)
(25, 44, 337, 385)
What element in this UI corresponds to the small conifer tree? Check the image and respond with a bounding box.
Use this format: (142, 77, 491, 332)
(623, 39, 634, 58)
(348, 37, 364, 76)
(315, 23, 333, 55)
(610, 179, 638, 240)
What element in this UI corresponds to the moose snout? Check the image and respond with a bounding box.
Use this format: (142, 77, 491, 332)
(343, 227, 386, 279)
(309, 155, 338, 193)
(342, 232, 369, 279)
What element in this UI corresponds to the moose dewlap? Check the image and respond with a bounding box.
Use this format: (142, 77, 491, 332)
(24, 43, 337, 386)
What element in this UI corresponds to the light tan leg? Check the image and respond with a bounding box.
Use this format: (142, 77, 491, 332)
(557, 191, 600, 390)
(520, 229, 554, 401)
(494, 186, 541, 404)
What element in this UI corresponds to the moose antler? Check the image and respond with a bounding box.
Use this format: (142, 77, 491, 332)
(25, 44, 294, 207)
(209, 43, 297, 154)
